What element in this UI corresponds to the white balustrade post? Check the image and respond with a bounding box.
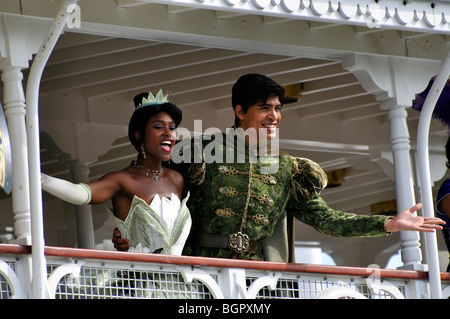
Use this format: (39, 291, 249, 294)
(386, 104, 423, 269)
(70, 161, 95, 249)
(219, 268, 248, 299)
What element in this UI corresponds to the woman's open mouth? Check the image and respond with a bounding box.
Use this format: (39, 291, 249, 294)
(160, 140, 173, 152)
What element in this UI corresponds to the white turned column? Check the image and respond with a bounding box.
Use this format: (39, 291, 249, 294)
(386, 104, 423, 269)
(1, 66, 31, 244)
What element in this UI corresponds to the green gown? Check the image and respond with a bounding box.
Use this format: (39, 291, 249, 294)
(109, 193, 191, 255)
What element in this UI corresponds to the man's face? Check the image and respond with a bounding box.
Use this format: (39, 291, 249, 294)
(236, 95, 282, 142)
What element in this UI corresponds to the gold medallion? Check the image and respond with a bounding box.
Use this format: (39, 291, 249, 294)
(228, 231, 250, 254)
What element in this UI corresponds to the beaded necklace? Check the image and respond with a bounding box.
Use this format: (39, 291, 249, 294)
(132, 160, 163, 181)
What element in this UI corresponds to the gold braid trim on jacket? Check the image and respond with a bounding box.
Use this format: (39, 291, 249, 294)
(290, 157, 328, 203)
(185, 162, 206, 186)
(179, 138, 206, 186)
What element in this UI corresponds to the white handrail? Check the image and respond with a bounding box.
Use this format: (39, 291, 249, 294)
(25, 0, 79, 299)
(416, 51, 450, 299)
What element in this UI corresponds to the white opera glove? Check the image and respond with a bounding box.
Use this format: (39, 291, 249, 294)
(41, 173, 91, 205)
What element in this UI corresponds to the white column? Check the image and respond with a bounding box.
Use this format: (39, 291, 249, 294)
(415, 53, 450, 298)
(1, 66, 33, 298)
(1, 66, 31, 244)
(385, 104, 423, 269)
(0, 13, 58, 298)
(342, 54, 442, 298)
(25, 0, 79, 298)
(70, 161, 95, 249)
(342, 54, 441, 267)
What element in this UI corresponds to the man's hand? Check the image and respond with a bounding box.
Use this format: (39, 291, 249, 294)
(112, 228, 130, 251)
(385, 203, 445, 233)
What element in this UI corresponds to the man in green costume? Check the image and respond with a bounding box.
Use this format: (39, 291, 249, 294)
(114, 73, 444, 262)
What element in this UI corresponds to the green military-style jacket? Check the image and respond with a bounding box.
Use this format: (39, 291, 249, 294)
(171, 133, 390, 262)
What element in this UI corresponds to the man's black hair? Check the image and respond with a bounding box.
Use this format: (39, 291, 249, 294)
(232, 74, 286, 127)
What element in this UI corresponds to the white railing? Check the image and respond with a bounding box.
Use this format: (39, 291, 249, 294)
(0, 244, 449, 300)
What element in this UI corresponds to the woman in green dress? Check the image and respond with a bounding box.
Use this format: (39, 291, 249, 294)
(41, 90, 191, 255)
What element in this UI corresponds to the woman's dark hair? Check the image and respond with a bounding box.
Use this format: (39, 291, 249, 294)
(446, 135, 450, 169)
(232, 74, 286, 127)
(128, 92, 182, 152)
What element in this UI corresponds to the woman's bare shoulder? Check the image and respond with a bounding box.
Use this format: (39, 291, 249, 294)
(164, 167, 184, 195)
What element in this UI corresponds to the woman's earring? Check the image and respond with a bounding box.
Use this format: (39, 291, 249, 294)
(141, 144, 147, 159)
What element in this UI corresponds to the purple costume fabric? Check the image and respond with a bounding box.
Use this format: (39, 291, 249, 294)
(412, 79, 450, 129)
(437, 179, 450, 228)
(436, 178, 450, 272)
